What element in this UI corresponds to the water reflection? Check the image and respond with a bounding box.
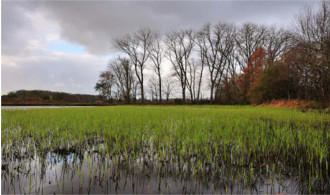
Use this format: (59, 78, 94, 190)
(2, 152, 303, 194)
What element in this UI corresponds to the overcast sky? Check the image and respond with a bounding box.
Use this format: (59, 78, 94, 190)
(1, 0, 320, 95)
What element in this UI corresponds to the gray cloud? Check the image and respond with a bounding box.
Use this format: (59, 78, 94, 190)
(2, 2, 36, 55)
(37, 1, 317, 55)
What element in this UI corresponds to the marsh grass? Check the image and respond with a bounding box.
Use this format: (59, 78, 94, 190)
(1, 106, 330, 193)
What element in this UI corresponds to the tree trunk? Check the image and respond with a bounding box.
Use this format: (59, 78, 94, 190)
(141, 83, 144, 104)
(140, 68, 144, 104)
(158, 72, 162, 104)
(197, 65, 204, 101)
(182, 86, 186, 104)
(210, 82, 214, 104)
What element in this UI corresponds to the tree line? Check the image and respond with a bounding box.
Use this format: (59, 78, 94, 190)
(95, 1, 330, 105)
(2, 90, 99, 105)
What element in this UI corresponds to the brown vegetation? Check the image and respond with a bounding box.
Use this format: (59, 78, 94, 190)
(258, 99, 325, 109)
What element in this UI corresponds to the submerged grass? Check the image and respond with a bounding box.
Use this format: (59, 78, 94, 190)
(2, 105, 330, 192)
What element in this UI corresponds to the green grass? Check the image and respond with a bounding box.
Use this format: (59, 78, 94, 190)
(2, 105, 330, 191)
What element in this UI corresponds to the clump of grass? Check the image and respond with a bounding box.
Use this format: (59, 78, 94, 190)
(1, 106, 330, 193)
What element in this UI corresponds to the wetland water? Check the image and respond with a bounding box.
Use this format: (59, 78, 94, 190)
(2, 152, 299, 194)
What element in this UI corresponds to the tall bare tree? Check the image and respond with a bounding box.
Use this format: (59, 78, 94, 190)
(132, 81, 139, 103)
(110, 57, 134, 104)
(149, 32, 164, 103)
(235, 23, 268, 71)
(113, 28, 154, 103)
(196, 23, 236, 103)
(265, 27, 292, 67)
(148, 77, 159, 102)
(294, 1, 330, 102)
(186, 59, 197, 101)
(165, 29, 195, 103)
(185, 59, 205, 101)
(163, 76, 176, 103)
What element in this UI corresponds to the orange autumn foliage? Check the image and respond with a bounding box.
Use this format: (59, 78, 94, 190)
(237, 47, 266, 103)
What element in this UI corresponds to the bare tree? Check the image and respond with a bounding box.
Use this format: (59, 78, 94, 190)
(196, 23, 236, 103)
(293, 1, 330, 102)
(110, 57, 134, 104)
(149, 32, 164, 103)
(235, 23, 268, 71)
(148, 77, 159, 102)
(186, 59, 205, 101)
(265, 27, 292, 67)
(113, 28, 154, 103)
(165, 29, 195, 103)
(163, 76, 176, 103)
(196, 62, 204, 101)
(132, 81, 139, 103)
(186, 60, 197, 101)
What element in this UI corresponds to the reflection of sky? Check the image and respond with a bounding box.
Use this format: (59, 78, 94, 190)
(48, 152, 77, 165)
(48, 41, 85, 54)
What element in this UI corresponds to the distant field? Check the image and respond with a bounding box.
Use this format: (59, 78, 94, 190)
(2, 106, 330, 193)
